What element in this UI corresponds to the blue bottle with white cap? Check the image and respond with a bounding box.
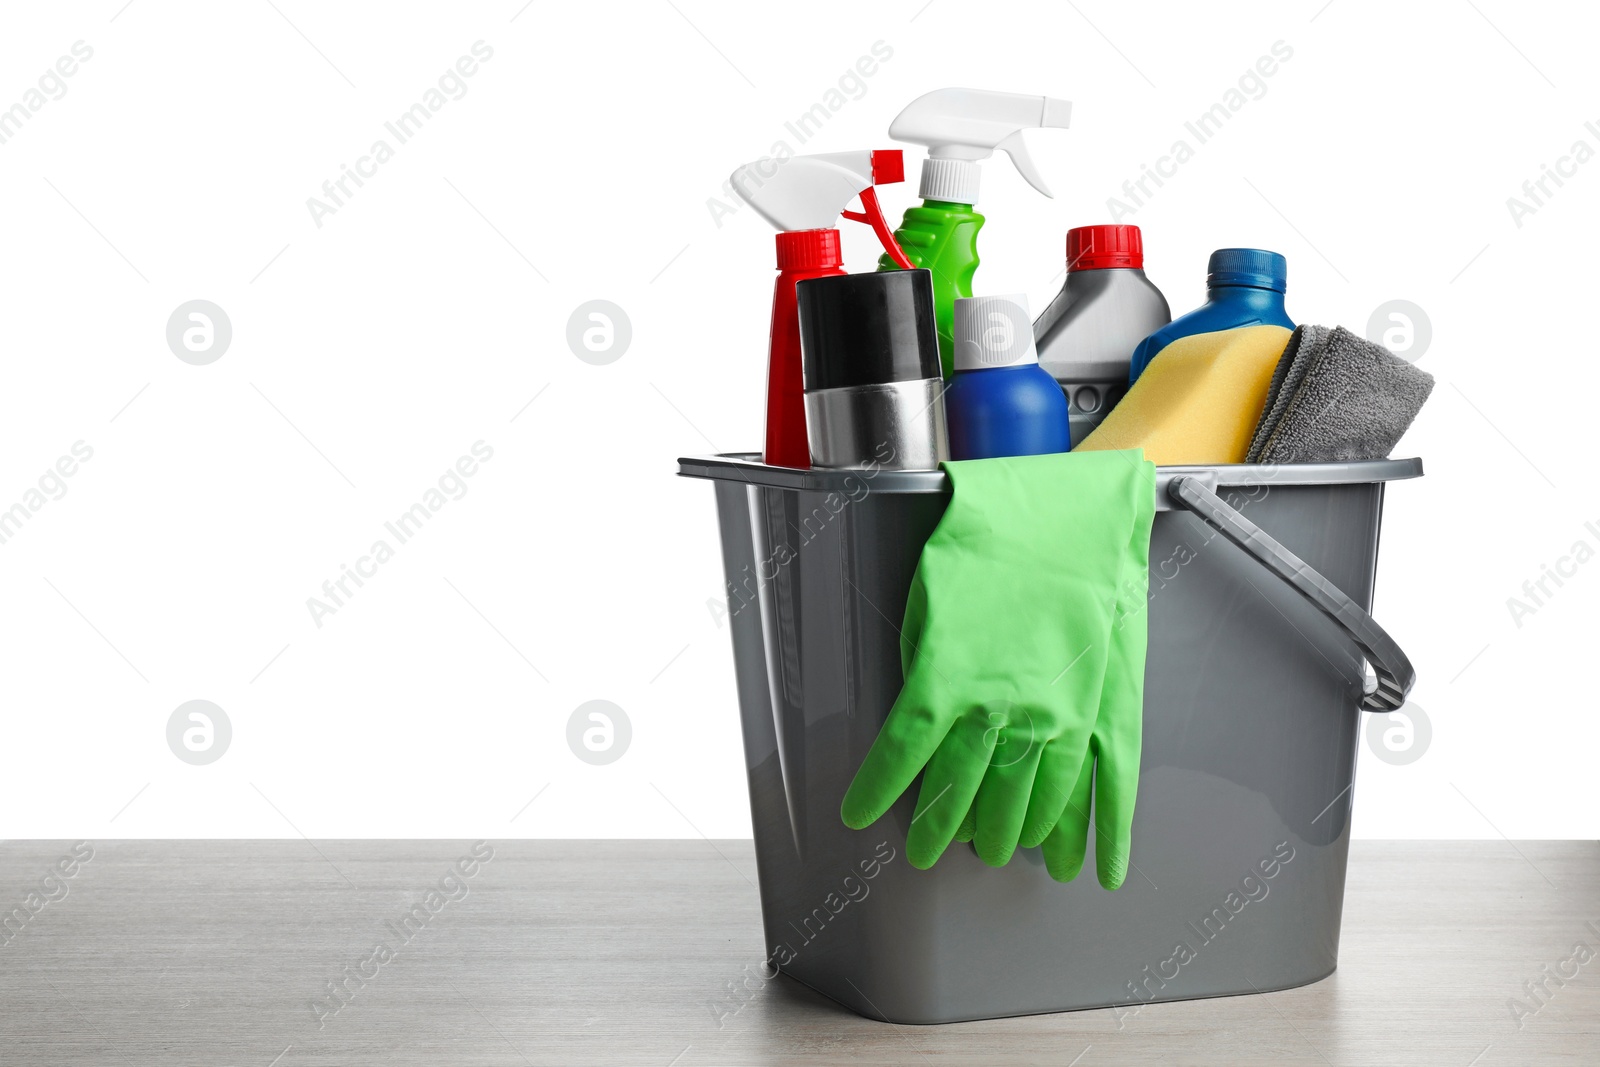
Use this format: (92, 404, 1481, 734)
(1127, 248, 1294, 384)
(945, 293, 1071, 460)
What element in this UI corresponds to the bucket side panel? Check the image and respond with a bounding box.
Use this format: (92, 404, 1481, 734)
(712, 474, 1391, 1023)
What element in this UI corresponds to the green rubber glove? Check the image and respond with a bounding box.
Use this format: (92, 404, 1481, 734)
(839, 450, 1155, 872)
(954, 500, 1153, 888)
(1039, 506, 1152, 889)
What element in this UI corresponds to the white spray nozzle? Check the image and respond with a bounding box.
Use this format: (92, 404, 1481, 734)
(888, 88, 1071, 204)
(729, 149, 901, 232)
(729, 149, 912, 267)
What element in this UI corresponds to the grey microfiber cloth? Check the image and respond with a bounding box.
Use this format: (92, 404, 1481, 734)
(1246, 324, 1434, 463)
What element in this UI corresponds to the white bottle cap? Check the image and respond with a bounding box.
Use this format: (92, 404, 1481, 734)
(918, 157, 981, 204)
(953, 294, 1038, 371)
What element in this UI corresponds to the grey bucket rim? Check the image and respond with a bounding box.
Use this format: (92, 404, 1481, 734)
(679, 451, 1421, 710)
(677, 453, 1424, 495)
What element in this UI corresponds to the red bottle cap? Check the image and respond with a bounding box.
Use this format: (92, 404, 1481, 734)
(1067, 224, 1143, 271)
(776, 229, 844, 271)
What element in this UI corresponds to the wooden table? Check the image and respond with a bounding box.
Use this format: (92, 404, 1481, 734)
(0, 840, 1595, 1065)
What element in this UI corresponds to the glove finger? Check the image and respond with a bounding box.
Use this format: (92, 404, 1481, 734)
(1041, 750, 1096, 883)
(905, 714, 996, 869)
(1019, 739, 1091, 849)
(840, 693, 952, 830)
(1093, 520, 1149, 889)
(951, 803, 977, 843)
(972, 718, 1048, 867)
(1092, 730, 1140, 890)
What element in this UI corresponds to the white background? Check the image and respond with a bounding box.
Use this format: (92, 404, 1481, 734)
(0, 0, 1592, 840)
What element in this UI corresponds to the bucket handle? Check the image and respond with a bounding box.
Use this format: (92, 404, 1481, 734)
(1167, 475, 1414, 712)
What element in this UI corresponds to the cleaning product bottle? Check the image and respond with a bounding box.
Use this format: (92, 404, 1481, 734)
(1127, 248, 1293, 384)
(1033, 224, 1171, 445)
(945, 293, 1069, 460)
(798, 269, 948, 471)
(731, 150, 914, 469)
(878, 88, 1073, 379)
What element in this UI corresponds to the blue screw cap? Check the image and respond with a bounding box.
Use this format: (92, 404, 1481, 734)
(1207, 248, 1287, 293)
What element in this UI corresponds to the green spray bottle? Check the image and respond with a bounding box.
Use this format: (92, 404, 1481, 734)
(878, 89, 1073, 378)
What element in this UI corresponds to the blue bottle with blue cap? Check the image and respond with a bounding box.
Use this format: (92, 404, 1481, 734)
(1127, 248, 1293, 383)
(945, 293, 1070, 460)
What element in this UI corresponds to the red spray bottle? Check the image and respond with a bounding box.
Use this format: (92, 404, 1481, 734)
(731, 150, 913, 468)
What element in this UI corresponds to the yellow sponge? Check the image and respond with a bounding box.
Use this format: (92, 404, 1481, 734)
(1077, 325, 1293, 465)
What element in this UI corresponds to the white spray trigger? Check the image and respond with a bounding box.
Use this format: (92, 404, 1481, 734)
(995, 129, 1051, 198)
(730, 151, 876, 232)
(888, 88, 1071, 204)
(729, 149, 912, 267)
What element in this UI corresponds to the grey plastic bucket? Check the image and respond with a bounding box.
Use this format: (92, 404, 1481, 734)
(679, 453, 1422, 1024)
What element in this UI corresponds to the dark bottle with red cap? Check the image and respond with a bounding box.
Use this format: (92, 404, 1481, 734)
(1033, 224, 1170, 445)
